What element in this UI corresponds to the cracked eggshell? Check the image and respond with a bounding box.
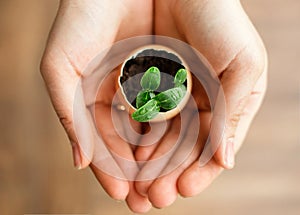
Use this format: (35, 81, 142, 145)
(115, 44, 192, 122)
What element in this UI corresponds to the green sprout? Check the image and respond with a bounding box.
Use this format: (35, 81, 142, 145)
(132, 66, 187, 122)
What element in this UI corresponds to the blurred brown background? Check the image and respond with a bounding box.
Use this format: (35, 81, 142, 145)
(0, 0, 299, 214)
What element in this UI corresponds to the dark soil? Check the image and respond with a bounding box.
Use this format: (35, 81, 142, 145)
(120, 49, 186, 108)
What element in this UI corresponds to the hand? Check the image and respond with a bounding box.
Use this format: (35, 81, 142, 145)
(40, 0, 154, 212)
(134, 0, 267, 208)
(41, 0, 268, 213)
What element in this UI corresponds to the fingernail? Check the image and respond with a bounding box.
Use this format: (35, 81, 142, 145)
(71, 142, 82, 170)
(224, 138, 235, 169)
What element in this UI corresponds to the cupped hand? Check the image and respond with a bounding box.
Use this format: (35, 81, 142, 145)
(134, 0, 268, 208)
(40, 0, 154, 213)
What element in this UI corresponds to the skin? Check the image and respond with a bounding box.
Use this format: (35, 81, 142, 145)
(40, 0, 267, 213)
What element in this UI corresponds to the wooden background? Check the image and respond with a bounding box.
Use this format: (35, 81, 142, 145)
(0, 0, 299, 214)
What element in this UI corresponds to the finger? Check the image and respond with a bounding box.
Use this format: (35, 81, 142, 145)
(147, 166, 180, 208)
(134, 121, 171, 162)
(177, 70, 267, 198)
(89, 72, 141, 200)
(125, 182, 152, 213)
(135, 140, 159, 163)
(90, 164, 129, 201)
(135, 94, 200, 196)
(212, 42, 267, 169)
(94, 85, 151, 211)
(145, 110, 210, 207)
(40, 51, 94, 169)
(177, 159, 223, 197)
(135, 116, 182, 196)
(228, 69, 267, 153)
(148, 155, 200, 208)
(92, 97, 139, 196)
(95, 77, 140, 180)
(95, 103, 137, 160)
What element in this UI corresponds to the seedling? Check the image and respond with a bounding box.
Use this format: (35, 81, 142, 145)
(132, 66, 187, 122)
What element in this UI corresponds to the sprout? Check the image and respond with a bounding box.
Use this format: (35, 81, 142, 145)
(132, 66, 187, 122)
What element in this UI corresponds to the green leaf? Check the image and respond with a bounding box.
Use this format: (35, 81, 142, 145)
(174, 68, 187, 86)
(154, 87, 186, 110)
(132, 99, 160, 122)
(177, 84, 187, 93)
(140, 66, 161, 90)
(136, 90, 155, 108)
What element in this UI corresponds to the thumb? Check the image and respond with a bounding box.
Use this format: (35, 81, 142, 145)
(212, 42, 267, 169)
(40, 50, 94, 169)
